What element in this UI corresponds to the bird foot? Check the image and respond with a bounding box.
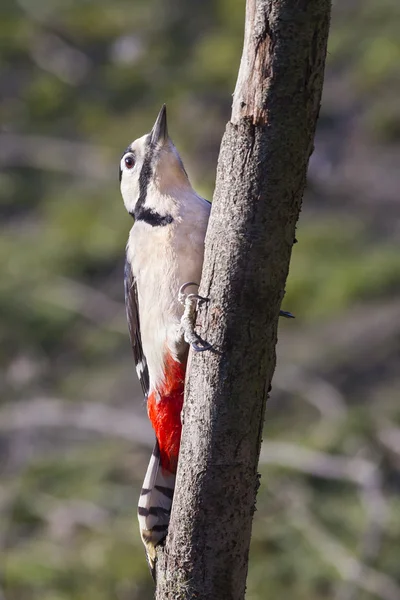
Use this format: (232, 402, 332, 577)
(178, 282, 212, 352)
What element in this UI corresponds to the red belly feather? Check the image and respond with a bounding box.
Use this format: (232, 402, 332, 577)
(147, 353, 186, 473)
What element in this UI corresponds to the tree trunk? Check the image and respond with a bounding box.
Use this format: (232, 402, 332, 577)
(155, 0, 331, 598)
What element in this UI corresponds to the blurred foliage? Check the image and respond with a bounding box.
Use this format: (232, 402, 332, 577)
(1, 0, 400, 598)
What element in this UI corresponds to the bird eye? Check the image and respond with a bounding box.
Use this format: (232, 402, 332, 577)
(124, 155, 135, 169)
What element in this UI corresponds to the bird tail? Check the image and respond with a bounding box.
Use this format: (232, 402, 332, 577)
(138, 440, 175, 578)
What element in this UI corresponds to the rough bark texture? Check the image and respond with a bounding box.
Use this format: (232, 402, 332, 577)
(155, 0, 331, 598)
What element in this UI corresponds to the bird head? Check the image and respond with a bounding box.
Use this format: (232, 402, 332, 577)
(119, 105, 190, 220)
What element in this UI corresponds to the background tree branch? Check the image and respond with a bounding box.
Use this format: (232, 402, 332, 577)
(155, 0, 331, 598)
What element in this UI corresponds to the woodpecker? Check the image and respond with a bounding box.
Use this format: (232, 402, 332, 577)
(120, 105, 294, 577)
(119, 105, 210, 576)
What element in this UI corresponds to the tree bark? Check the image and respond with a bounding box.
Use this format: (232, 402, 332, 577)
(155, 0, 331, 598)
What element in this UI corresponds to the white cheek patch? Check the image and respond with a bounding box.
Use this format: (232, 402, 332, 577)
(143, 180, 178, 217)
(121, 165, 142, 214)
(120, 133, 150, 213)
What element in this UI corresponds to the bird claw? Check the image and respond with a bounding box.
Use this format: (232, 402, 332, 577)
(279, 310, 295, 319)
(179, 282, 212, 352)
(178, 282, 208, 305)
(179, 285, 292, 350)
(189, 337, 213, 352)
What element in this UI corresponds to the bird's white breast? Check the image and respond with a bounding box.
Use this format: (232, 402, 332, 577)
(127, 193, 210, 394)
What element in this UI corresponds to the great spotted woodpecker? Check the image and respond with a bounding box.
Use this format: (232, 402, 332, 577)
(119, 105, 294, 576)
(119, 105, 210, 575)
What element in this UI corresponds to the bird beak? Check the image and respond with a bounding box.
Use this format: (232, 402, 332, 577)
(150, 104, 168, 145)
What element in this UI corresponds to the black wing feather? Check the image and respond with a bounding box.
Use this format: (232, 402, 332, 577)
(124, 256, 150, 399)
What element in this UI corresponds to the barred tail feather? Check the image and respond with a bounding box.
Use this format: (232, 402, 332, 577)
(138, 441, 175, 577)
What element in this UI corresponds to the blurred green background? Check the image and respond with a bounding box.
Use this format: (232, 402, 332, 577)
(1, 0, 400, 598)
